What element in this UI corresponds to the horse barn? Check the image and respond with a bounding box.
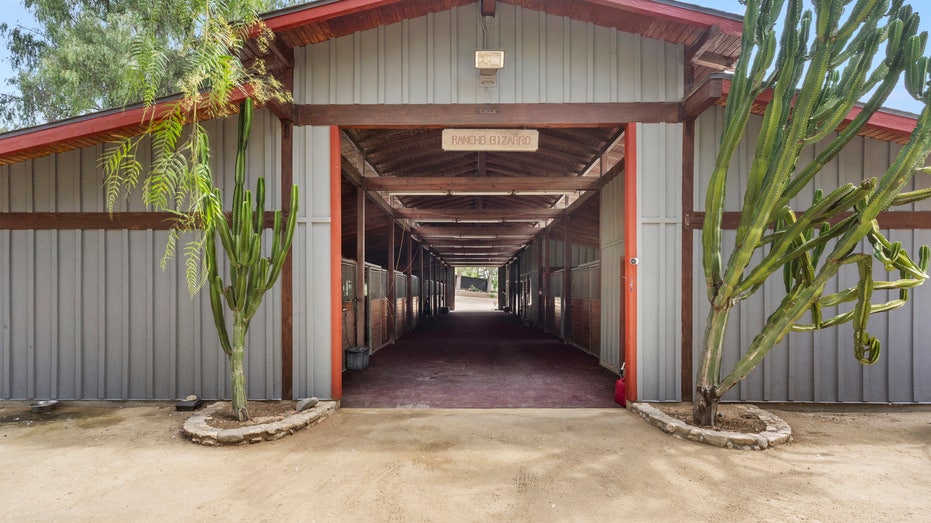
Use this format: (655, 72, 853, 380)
(2, 0, 931, 405)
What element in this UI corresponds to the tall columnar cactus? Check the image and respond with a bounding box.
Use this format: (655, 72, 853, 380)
(698, 0, 931, 426)
(206, 98, 298, 421)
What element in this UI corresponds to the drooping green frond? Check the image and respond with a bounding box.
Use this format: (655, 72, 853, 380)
(161, 229, 179, 273)
(101, 136, 143, 212)
(184, 232, 209, 296)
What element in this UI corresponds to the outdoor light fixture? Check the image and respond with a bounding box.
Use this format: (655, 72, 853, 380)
(475, 50, 504, 88)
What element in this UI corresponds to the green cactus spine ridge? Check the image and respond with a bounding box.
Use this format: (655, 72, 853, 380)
(206, 98, 299, 422)
(696, 0, 931, 427)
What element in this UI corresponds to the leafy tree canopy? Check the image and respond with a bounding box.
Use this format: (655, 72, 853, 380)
(0, 0, 293, 130)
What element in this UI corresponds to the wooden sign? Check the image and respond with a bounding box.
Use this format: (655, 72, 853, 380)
(442, 129, 539, 152)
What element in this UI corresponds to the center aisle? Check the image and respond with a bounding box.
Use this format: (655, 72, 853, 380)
(341, 308, 620, 408)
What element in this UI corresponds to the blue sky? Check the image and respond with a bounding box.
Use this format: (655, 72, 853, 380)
(1, 0, 930, 112)
(0, 1, 36, 96)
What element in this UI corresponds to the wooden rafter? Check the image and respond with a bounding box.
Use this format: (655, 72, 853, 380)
(365, 176, 602, 193)
(415, 224, 541, 237)
(685, 25, 721, 64)
(395, 208, 565, 221)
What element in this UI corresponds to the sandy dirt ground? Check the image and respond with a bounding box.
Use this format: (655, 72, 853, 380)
(1, 403, 929, 522)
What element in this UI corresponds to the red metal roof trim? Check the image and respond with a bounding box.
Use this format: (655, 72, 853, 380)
(0, 89, 252, 165)
(584, 0, 743, 34)
(719, 78, 918, 143)
(262, 0, 406, 33)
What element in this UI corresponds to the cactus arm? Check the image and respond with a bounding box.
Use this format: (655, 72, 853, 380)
(206, 228, 232, 356)
(254, 178, 265, 233)
(270, 211, 282, 265)
(891, 186, 931, 206)
(216, 217, 238, 268)
(267, 185, 299, 289)
(733, 183, 868, 296)
(232, 99, 253, 234)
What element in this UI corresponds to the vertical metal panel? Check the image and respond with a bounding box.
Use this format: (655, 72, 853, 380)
(294, 3, 683, 106)
(636, 123, 683, 401)
(600, 175, 624, 373)
(0, 228, 9, 398)
(291, 124, 334, 399)
(693, 107, 931, 402)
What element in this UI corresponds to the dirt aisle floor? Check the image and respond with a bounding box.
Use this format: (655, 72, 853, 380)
(1, 404, 930, 522)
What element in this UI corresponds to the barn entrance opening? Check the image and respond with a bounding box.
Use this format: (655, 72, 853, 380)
(338, 125, 626, 408)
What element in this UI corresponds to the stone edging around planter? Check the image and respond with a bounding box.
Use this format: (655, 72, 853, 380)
(182, 401, 337, 446)
(630, 402, 792, 450)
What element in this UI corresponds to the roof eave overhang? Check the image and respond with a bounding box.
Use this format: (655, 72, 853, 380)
(687, 74, 919, 144)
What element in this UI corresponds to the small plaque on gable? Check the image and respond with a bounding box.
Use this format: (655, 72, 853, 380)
(442, 129, 539, 152)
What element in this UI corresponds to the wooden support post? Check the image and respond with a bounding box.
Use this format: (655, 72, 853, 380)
(329, 126, 343, 401)
(432, 255, 439, 316)
(406, 233, 413, 331)
(387, 221, 396, 343)
(563, 214, 572, 342)
(536, 234, 544, 327)
(425, 252, 432, 317)
(355, 187, 366, 349)
(543, 231, 550, 331)
(681, 118, 695, 401)
(419, 245, 425, 318)
(280, 120, 293, 400)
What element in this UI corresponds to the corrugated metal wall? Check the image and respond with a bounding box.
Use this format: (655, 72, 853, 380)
(637, 123, 684, 401)
(0, 111, 283, 400)
(693, 107, 931, 402)
(293, 3, 682, 105)
(600, 175, 625, 373)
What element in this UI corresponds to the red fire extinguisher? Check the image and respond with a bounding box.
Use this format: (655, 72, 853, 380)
(614, 362, 626, 407)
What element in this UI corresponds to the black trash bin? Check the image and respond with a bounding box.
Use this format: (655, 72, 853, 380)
(345, 347, 370, 370)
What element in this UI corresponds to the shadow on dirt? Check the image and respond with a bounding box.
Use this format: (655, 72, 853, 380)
(0, 406, 121, 428)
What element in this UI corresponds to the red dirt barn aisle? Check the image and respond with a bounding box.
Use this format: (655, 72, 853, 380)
(341, 308, 620, 408)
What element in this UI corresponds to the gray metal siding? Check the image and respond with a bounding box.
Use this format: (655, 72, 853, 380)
(294, 3, 682, 105)
(600, 174, 625, 373)
(636, 123, 683, 401)
(693, 107, 931, 402)
(291, 125, 334, 399)
(0, 111, 282, 400)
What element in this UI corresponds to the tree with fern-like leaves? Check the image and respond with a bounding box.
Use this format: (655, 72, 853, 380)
(696, 0, 931, 427)
(102, 0, 296, 421)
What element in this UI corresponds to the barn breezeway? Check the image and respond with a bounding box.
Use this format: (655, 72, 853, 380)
(341, 292, 621, 408)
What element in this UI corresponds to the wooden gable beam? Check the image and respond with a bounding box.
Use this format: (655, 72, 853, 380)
(295, 102, 682, 127)
(684, 76, 725, 118)
(693, 52, 736, 71)
(481, 0, 496, 17)
(268, 37, 294, 69)
(685, 25, 721, 64)
(365, 176, 602, 193)
(342, 157, 399, 222)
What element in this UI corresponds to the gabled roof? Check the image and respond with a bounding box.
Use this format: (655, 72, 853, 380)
(0, 0, 744, 166)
